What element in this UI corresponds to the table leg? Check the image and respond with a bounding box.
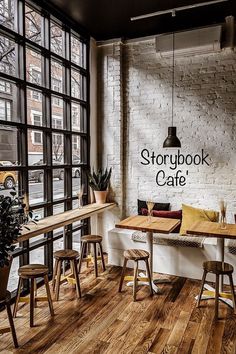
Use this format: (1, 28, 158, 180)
(127, 231, 170, 294)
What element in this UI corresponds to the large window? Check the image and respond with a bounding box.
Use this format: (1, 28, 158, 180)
(0, 0, 89, 294)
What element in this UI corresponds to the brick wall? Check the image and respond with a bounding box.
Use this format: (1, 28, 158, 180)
(97, 38, 236, 223)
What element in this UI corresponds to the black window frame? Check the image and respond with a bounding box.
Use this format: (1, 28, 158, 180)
(0, 0, 90, 297)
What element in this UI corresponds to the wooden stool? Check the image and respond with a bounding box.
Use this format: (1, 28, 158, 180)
(119, 249, 153, 301)
(0, 291, 18, 348)
(197, 261, 236, 319)
(52, 249, 81, 301)
(78, 235, 106, 277)
(13, 264, 54, 327)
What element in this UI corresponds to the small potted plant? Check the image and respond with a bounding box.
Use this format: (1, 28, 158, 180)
(87, 167, 112, 204)
(0, 189, 36, 300)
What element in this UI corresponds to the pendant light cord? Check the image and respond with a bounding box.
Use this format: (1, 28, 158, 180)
(172, 32, 175, 127)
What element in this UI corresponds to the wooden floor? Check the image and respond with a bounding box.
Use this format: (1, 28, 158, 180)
(1, 260, 236, 354)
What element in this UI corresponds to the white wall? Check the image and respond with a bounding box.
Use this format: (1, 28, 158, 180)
(97, 38, 236, 232)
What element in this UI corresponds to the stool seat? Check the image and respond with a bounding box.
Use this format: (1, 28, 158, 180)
(54, 249, 80, 260)
(203, 261, 233, 275)
(18, 264, 49, 278)
(81, 235, 103, 243)
(124, 249, 149, 261)
(79, 235, 106, 277)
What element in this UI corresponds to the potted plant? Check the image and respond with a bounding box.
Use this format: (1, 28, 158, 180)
(0, 189, 36, 300)
(87, 168, 112, 204)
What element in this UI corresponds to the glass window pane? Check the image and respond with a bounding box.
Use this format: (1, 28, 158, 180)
(72, 167, 81, 196)
(0, 80, 19, 123)
(52, 96, 63, 129)
(0, 170, 18, 193)
(71, 102, 81, 132)
(26, 49, 42, 85)
(28, 128, 44, 165)
(8, 257, 19, 292)
(0, 124, 18, 164)
(25, 5, 42, 45)
(27, 88, 43, 126)
(72, 229, 81, 252)
(71, 35, 85, 68)
(0, 35, 16, 76)
(30, 245, 44, 264)
(29, 208, 44, 244)
(29, 170, 44, 204)
(53, 170, 64, 200)
(0, 0, 15, 31)
(50, 22, 64, 57)
(52, 133, 64, 163)
(51, 59, 63, 93)
(72, 135, 80, 163)
(71, 69, 83, 99)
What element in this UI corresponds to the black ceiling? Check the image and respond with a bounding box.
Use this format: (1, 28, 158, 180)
(47, 0, 236, 40)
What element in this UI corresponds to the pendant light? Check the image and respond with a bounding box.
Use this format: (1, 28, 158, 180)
(163, 32, 181, 148)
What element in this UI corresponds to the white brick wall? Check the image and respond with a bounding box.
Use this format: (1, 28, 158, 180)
(97, 38, 236, 224)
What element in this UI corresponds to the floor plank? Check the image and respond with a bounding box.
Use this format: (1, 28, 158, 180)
(0, 261, 236, 354)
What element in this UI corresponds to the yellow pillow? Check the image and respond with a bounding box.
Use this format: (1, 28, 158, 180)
(180, 204, 219, 236)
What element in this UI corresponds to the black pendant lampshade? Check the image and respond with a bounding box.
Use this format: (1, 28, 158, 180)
(163, 32, 181, 148)
(163, 127, 181, 148)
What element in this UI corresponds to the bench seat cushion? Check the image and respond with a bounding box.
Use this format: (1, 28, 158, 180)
(131, 231, 205, 248)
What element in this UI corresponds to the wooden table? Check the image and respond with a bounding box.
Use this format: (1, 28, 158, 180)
(116, 215, 181, 293)
(18, 203, 116, 243)
(187, 220, 236, 308)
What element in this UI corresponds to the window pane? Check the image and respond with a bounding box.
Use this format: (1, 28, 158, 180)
(72, 135, 80, 163)
(72, 229, 81, 252)
(51, 59, 63, 93)
(71, 102, 81, 132)
(52, 133, 64, 163)
(0, 170, 18, 193)
(8, 257, 19, 292)
(53, 169, 64, 200)
(0, 35, 16, 76)
(50, 22, 64, 57)
(26, 49, 42, 85)
(53, 203, 64, 237)
(0, 124, 18, 164)
(30, 245, 44, 264)
(28, 128, 44, 165)
(52, 96, 63, 129)
(0, 80, 19, 123)
(72, 167, 81, 196)
(27, 88, 43, 126)
(29, 208, 44, 244)
(0, 0, 15, 31)
(29, 170, 44, 204)
(71, 69, 83, 99)
(25, 5, 42, 45)
(71, 35, 85, 68)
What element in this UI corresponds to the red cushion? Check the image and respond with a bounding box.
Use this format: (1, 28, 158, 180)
(141, 208, 182, 233)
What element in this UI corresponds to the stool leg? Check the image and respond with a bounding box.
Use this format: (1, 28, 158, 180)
(13, 277, 23, 318)
(93, 243, 98, 277)
(55, 260, 62, 301)
(133, 261, 138, 302)
(72, 259, 82, 299)
(98, 242, 106, 272)
(34, 279, 37, 308)
(118, 258, 128, 292)
(228, 273, 236, 314)
(197, 270, 207, 307)
(78, 242, 85, 273)
(44, 274, 54, 316)
(6, 302, 18, 348)
(215, 274, 220, 320)
(30, 278, 35, 327)
(145, 259, 153, 296)
(52, 259, 59, 291)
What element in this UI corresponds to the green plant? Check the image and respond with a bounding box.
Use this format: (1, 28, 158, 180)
(0, 188, 38, 268)
(87, 168, 112, 191)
